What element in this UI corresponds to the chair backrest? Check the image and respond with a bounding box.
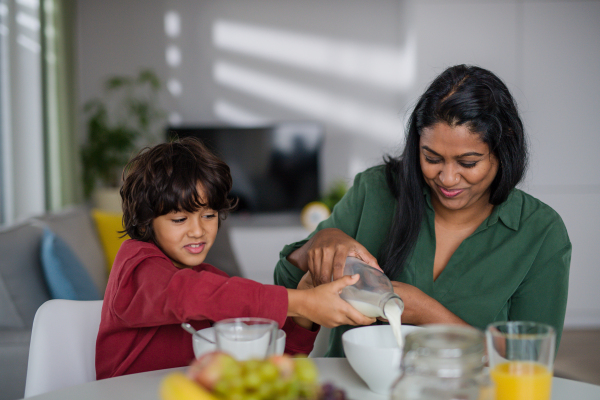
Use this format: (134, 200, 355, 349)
(24, 299, 103, 397)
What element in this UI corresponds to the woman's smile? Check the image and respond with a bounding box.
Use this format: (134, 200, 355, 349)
(437, 186, 465, 198)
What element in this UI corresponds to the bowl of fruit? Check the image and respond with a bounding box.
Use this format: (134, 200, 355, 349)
(160, 351, 346, 400)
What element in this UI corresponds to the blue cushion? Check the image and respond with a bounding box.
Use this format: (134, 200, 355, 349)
(40, 229, 101, 300)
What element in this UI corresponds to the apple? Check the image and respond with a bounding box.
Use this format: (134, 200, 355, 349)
(267, 354, 296, 380)
(187, 351, 239, 391)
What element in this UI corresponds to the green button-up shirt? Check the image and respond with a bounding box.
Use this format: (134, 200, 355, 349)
(274, 165, 571, 357)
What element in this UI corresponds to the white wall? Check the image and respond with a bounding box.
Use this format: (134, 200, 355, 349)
(76, 0, 600, 327)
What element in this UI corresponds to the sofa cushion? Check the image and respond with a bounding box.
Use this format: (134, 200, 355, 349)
(40, 229, 101, 301)
(0, 223, 51, 328)
(35, 206, 108, 295)
(91, 209, 128, 272)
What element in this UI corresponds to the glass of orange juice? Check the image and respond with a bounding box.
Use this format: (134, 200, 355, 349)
(486, 321, 555, 400)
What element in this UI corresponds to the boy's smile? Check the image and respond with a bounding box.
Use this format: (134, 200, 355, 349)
(152, 187, 219, 269)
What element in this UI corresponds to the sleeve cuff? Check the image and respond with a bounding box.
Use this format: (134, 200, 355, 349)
(281, 317, 320, 356)
(274, 242, 310, 287)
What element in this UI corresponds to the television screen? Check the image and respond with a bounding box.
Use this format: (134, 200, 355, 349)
(166, 122, 324, 213)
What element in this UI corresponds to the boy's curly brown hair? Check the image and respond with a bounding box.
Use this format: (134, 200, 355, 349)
(120, 137, 237, 242)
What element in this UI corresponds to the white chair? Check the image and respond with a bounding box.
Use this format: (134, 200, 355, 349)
(24, 299, 103, 397)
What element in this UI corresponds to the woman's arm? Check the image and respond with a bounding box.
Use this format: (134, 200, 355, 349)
(507, 241, 571, 350)
(391, 281, 468, 326)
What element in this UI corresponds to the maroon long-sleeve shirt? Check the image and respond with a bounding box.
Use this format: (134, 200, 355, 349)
(96, 240, 318, 379)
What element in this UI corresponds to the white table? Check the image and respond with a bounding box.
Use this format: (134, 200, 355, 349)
(24, 358, 600, 400)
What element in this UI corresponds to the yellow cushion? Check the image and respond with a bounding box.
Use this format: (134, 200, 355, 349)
(91, 209, 129, 272)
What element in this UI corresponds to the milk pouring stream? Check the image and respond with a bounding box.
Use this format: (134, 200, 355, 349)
(339, 257, 405, 348)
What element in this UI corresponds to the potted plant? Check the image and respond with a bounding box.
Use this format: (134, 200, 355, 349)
(81, 69, 165, 210)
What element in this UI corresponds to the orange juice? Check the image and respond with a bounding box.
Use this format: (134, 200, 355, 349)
(490, 361, 552, 400)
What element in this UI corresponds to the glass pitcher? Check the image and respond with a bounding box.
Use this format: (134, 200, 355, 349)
(390, 325, 494, 400)
(339, 257, 404, 319)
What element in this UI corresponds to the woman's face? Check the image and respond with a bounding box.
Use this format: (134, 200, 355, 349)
(152, 185, 219, 269)
(419, 122, 499, 213)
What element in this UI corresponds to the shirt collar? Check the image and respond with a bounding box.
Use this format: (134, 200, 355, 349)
(423, 186, 521, 231)
(487, 189, 521, 231)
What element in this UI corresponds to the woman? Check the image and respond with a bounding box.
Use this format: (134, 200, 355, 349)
(274, 65, 571, 357)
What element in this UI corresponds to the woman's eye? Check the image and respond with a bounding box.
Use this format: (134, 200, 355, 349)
(424, 156, 442, 164)
(459, 162, 478, 169)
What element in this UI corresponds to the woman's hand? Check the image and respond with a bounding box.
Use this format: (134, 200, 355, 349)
(287, 274, 376, 329)
(287, 228, 381, 286)
(391, 281, 467, 326)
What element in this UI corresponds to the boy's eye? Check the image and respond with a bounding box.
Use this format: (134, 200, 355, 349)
(172, 217, 186, 223)
(203, 213, 217, 219)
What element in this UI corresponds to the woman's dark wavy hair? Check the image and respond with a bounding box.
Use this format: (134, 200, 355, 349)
(120, 137, 237, 242)
(380, 64, 528, 279)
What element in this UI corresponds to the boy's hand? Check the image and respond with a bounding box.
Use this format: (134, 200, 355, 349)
(288, 274, 376, 329)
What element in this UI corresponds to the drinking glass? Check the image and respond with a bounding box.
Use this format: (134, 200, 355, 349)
(213, 317, 278, 361)
(486, 321, 555, 400)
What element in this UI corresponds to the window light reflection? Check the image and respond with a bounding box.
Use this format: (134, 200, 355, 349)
(164, 11, 180, 38)
(213, 19, 416, 92)
(213, 99, 269, 126)
(167, 78, 182, 97)
(165, 44, 181, 67)
(16, 12, 40, 31)
(16, 0, 38, 10)
(213, 61, 403, 142)
(16, 33, 40, 52)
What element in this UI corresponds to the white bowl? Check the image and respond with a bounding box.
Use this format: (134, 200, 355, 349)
(342, 324, 422, 395)
(193, 327, 286, 359)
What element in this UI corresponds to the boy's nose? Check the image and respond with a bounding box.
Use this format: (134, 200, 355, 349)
(188, 219, 205, 237)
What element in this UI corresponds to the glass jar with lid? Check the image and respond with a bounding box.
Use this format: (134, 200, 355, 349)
(390, 325, 493, 400)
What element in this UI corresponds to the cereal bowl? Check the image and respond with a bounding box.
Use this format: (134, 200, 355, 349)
(342, 324, 422, 395)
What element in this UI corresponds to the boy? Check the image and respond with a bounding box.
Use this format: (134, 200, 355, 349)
(96, 138, 373, 378)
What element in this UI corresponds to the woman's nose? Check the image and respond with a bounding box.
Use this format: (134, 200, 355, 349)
(439, 164, 460, 186)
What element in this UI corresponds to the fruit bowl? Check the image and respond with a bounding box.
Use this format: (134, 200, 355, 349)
(160, 351, 346, 400)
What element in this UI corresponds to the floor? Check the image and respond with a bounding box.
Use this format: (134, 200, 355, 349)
(554, 329, 600, 386)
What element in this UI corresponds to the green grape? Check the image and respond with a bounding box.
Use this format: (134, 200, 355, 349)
(226, 393, 244, 400)
(243, 371, 262, 390)
(295, 358, 319, 383)
(213, 379, 229, 396)
(221, 361, 242, 380)
(243, 359, 261, 374)
(256, 382, 274, 399)
(258, 361, 279, 382)
(243, 394, 261, 400)
(285, 379, 301, 399)
(227, 376, 244, 392)
(271, 376, 287, 395)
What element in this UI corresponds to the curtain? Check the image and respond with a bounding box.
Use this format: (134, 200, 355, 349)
(42, 0, 80, 210)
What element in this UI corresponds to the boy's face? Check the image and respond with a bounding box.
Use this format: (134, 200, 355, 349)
(152, 188, 219, 269)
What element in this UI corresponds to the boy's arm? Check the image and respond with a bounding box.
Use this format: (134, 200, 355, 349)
(110, 256, 289, 328)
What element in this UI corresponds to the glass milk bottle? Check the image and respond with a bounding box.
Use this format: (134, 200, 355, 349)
(339, 257, 405, 347)
(390, 325, 494, 400)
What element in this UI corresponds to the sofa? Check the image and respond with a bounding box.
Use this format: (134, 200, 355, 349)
(0, 205, 242, 400)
